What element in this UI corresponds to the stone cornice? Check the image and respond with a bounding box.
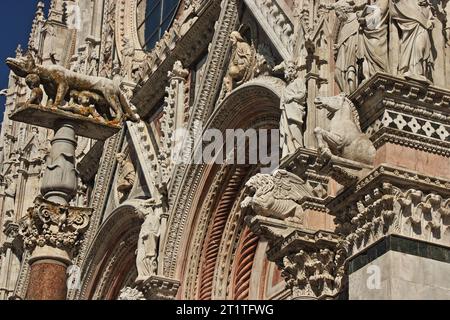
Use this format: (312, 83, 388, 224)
(267, 229, 340, 262)
(139, 275, 180, 300)
(371, 127, 450, 157)
(328, 164, 450, 214)
(351, 73, 450, 126)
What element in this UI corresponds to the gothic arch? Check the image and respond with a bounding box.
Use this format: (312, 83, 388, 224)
(115, 0, 143, 63)
(162, 77, 286, 299)
(78, 200, 147, 300)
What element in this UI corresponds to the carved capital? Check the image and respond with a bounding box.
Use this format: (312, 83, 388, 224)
(274, 232, 345, 300)
(19, 197, 92, 255)
(117, 287, 145, 300)
(245, 214, 345, 299)
(138, 275, 180, 300)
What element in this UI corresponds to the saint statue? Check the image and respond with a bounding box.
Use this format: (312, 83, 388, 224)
(277, 61, 307, 158)
(358, 0, 390, 81)
(323, 0, 365, 92)
(4, 174, 17, 222)
(392, 0, 435, 82)
(116, 153, 136, 203)
(223, 31, 256, 94)
(135, 203, 162, 284)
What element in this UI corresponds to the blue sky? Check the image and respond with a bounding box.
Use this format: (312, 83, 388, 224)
(0, 0, 50, 122)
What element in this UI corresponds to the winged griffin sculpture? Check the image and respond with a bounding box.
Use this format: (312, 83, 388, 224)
(241, 170, 314, 224)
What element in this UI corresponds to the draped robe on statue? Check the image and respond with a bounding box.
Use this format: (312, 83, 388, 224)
(335, 11, 360, 92)
(358, 0, 390, 81)
(136, 208, 161, 283)
(392, 0, 434, 82)
(280, 78, 306, 158)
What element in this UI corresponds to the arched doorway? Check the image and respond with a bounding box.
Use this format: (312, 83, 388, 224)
(78, 201, 145, 300)
(163, 77, 287, 299)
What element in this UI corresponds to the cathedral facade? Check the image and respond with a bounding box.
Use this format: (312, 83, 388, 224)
(0, 0, 449, 300)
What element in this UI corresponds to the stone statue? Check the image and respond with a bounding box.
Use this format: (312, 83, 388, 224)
(392, 0, 435, 82)
(135, 203, 162, 284)
(275, 61, 306, 158)
(6, 52, 140, 124)
(241, 170, 314, 224)
(323, 0, 365, 92)
(3, 174, 17, 221)
(314, 93, 376, 165)
(116, 153, 136, 203)
(64, 90, 107, 122)
(223, 31, 256, 94)
(25, 74, 43, 105)
(121, 37, 135, 81)
(358, 0, 390, 81)
(87, 50, 99, 76)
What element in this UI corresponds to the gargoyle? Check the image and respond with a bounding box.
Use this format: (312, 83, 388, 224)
(241, 170, 314, 224)
(6, 52, 139, 124)
(314, 93, 376, 165)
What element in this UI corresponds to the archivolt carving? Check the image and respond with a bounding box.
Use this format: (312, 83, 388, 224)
(115, 0, 145, 63)
(72, 131, 124, 276)
(77, 200, 147, 299)
(163, 79, 282, 278)
(165, 0, 240, 222)
(232, 227, 259, 300)
(182, 165, 231, 299)
(197, 166, 250, 300)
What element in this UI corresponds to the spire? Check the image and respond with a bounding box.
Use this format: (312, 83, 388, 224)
(48, 0, 69, 23)
(15, 45, 23, 58)
(28, 1, 46, 51)
(48, 0, 77, 23)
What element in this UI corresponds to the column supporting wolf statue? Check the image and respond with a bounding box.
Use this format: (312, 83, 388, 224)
(5, 50, 142, 299)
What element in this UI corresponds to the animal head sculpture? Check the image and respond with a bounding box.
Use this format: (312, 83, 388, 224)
(6, 52, 36, 78)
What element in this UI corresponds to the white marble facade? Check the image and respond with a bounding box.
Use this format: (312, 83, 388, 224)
(0, 0, 450, 300)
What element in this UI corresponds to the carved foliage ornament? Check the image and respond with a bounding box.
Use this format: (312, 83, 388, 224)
(280, 246, 345, 299)
(335, 183, 450, 255)
(19, 197, 92, 252)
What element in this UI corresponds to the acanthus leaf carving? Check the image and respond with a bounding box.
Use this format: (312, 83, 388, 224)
(19, 197, 92, 255)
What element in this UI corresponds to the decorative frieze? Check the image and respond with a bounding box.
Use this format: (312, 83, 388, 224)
(328, 165, 450, 259)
